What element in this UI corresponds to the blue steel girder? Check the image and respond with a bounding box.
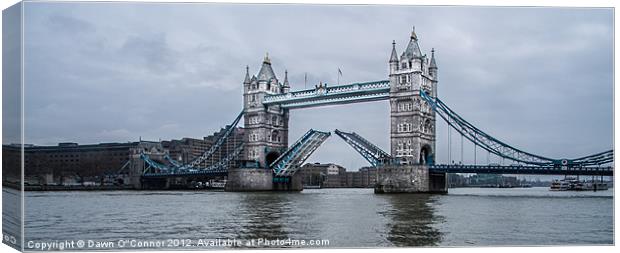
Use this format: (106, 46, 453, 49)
(430, 164, 613, 176)
(419, 90, 614, 168)
(334, 129, 391, 167)
(263, 80, 390, 109)
(270, 129, 331, 177)
(185, 110, 244, 168)
(196, 143, 244, 173)
(164, 154, 183, 168)
(141, 143, 244, 177)
(140, 153, 170, 174)
(142, 169, 228, 178)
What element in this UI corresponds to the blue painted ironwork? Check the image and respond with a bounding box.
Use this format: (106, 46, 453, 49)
(185, 110, 244, 168)
(164, 154, 183, 168)
(263, 80, 390, 109)
(140, 153, 171, 174)
(419, 90, 613, 169)
(142, 144, 244, 177)
(140, 110, 245, 177)
(430, 164, 613, 176)
(334, 129, 391, 167)
(270, 129, 331, 176)
(142, 169, 228, 178)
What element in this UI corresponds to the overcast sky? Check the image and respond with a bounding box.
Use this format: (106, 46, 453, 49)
(18, 2, 613, 170)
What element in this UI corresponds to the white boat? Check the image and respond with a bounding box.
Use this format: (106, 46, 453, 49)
(550, 178, 608, 191)
(550, 179, 571, 191)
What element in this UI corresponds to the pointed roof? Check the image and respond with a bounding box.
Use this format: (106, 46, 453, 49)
(429, 48, 437, 69)
(243, 65, 251, 83)
(283, 70, 290, 87)
(389, 40, 399, 62)
(257, 52, 277, 81)
(401, 26, 423, 60)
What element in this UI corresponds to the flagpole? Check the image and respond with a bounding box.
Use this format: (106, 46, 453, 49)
(337, 68, 342, 85)
(337, 69, 340, 85)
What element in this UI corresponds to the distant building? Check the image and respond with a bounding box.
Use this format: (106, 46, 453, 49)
(343, 167, 377, 188)
(299, 163, 378, 188)
(299, 163, 347, 188)
(161, 127, 244, 168)
(3, 127, 245, 186)
(359, 166, 378, 188)
(3, 141, 164, 185)
(447, 173, 525, 188)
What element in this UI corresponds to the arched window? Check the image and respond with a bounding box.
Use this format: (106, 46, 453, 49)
(271, 130, 279, 142)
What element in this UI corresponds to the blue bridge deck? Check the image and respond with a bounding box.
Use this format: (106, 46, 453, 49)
(430, 164, 613, 176)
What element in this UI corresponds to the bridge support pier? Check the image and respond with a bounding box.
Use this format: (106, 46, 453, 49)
(129, 155, 144, 189)
(375, 165, 447, 194)
(226, 168, 273, 191)
(225, 167, 303, 192)
(272, 175, 303, 191)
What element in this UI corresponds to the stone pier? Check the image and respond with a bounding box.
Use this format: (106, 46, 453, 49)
(374, 164, 447, 193)
(225, 167, 302, 192)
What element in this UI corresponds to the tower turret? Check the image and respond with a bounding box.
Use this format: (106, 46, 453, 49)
(257, 53, 276, 81)
(401, 27, 423, 60)
(389, 40, 399, 74)
(429, 48, 438, 79)
(243, 65, 251, 84)
(282, 70, 290, 93)
(429, 48, 438, 98)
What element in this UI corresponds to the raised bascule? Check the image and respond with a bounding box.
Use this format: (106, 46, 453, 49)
(135, 27, 614, 193)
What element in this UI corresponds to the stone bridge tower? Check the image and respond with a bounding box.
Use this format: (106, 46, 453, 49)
(242, 54, 290, 168)
(388, 27, 438, 165)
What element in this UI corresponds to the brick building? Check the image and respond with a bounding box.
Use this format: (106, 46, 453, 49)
(3, 141, 164, 185)
(3, 126, 244, 186)
(299, 163, 347, 188)
(161, 127, 244, 168)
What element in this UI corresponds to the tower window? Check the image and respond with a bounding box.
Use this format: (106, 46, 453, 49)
(271, 130, 279, 142)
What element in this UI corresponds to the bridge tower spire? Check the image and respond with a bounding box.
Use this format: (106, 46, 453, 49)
(389, 28, 437, 165)
(282, 70, 290, 93)
(429, 48, 438, 97)
(243, 54, 289, 168)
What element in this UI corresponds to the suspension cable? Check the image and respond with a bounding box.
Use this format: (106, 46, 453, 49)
(460, 134, 464, 164)
(448, 123, 452, 164)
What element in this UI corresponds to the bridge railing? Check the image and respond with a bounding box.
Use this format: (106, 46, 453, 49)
(263, 80, 390, 105)
(334, 129, 390, 167)
(270, 129, 331, 176)
(430, 164, 614, 176)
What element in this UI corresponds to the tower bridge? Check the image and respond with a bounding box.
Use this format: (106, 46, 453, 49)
(134, 27, 613, 192)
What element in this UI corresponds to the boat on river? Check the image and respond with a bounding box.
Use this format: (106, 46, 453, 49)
(550, 178, 608, 191)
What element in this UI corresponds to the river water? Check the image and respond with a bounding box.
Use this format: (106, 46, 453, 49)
(5, 187, 614, 250)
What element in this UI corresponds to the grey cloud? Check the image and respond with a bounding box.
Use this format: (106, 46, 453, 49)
(47, 13, 94, 33)
(120, 33, 178, 73)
